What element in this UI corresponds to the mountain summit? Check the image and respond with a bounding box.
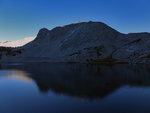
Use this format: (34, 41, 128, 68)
(1, 21, 150, 64)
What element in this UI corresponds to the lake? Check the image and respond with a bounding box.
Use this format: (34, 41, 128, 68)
(0, 63, 150, 113)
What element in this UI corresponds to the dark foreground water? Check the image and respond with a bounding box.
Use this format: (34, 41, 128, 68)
(0, 63, 150, 113)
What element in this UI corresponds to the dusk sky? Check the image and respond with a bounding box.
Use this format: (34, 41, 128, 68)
(0, 0, 150, 41)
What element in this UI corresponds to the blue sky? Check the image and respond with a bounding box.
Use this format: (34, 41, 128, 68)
(0, 0, 150, 41)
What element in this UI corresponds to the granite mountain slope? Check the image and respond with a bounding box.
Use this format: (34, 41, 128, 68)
(1, 21, 150, 63)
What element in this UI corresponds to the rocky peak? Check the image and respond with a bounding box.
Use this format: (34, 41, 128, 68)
(36, 28, 49, 40)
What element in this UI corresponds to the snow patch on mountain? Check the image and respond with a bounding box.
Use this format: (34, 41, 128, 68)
(0, 37, 35, 47)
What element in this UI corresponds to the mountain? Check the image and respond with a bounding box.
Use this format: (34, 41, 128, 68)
(0, 21, 150, 64)
(0, 37, 35, 47)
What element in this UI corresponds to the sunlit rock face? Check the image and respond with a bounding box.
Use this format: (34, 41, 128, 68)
(1, 21, 150, 63)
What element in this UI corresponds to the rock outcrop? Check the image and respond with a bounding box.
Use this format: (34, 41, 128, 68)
(0, 21, 150, 63)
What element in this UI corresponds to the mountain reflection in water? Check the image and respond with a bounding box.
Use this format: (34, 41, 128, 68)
(1, 63, 150, 99)
(1, 63, 150, 113)
(5, 70, 32, 82)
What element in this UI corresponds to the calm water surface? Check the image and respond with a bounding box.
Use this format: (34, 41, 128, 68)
(0, 63, 150, 113)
